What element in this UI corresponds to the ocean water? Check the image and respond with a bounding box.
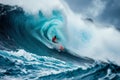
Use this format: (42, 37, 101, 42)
(0, 0, 120, 80)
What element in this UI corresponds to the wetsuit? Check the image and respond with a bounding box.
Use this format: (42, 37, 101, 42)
(52, 36, 57, 43)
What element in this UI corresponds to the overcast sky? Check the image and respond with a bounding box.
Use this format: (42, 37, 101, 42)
(65, 0, 120, 29)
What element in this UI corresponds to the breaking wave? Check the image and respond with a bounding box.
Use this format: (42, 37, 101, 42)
(0, 0, 120, 80)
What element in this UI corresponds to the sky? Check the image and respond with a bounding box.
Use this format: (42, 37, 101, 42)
(65, 0, 120, 30)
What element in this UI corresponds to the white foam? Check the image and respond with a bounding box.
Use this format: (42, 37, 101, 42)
(0, 0, 65, 16)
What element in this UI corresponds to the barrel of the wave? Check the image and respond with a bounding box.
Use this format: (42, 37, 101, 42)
(50, 26, 66, 51)
(37, 10, 67, 51)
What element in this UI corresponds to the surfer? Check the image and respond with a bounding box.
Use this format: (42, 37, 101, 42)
(52, 36, 57, 43)
(52, 36, 64, 51)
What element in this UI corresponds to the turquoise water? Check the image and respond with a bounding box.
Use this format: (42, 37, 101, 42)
(0, 3, 120, 80)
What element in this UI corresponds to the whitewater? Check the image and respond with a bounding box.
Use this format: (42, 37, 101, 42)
(0, 0, 120, 80)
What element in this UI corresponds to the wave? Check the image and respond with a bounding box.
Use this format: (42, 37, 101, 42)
(1, 1, 120, 65)
(0, 3, 94, 64)
(0, 3, 65, 52)
(39, 63, 120, 80)
(0, 50, 120, 80)
(0, 49, 76, 79)
(0, 0, 120, 79)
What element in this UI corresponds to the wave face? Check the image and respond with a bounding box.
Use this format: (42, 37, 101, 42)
(0, 3, 65, 52)
(0, 0, 120, 80)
